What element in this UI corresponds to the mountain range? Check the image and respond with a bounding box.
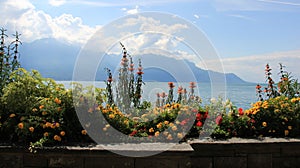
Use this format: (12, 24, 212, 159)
(20, 38, 248, 83)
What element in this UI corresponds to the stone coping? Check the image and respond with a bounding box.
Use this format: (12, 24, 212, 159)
(1, 138, 300, 152)
(188, 137, 300, 144)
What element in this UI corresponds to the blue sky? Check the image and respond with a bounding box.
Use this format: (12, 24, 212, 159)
(1, 0, 300, 82)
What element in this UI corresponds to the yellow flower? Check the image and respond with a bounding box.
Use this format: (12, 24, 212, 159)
(109, 114, 115, 119)
(154, 131, 160, 137)
(172, 125, 177, 131)
(262, 101, 269, 109)
(262, 122, 267, 127)
(32, 108, 38, 112)
(149, 128, 154, 133)
(167, 134, 173, 140)
(169, 123, 174, 127)
(18, 123, 24, 129)
(284, 130, 289, 136)
(288, 126, 292, 130)
(9, 113, 16, 118)
(81, 129, 87, 135)
(44, 132, 49, 137)
(164, 121, 169, 125)
(29, 127, 34, 132)
(177, 133, 184, 139)
(291, 98, 298, 103)
(124, 119, 129, 125)
(54, 97, 61, 104)
(105, 124, 110, 128)
(60, 131, 66, 136)
(156, 122, 163, 129)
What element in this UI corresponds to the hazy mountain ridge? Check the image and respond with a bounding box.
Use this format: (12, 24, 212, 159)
(20, 38, 248, 83)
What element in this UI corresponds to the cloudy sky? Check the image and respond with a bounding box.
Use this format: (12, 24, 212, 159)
(1, 0, 300, 82)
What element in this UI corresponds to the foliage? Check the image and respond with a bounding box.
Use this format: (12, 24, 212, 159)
(0, 69, 95, 149)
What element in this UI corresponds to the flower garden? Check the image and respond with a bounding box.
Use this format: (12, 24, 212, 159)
(1, 29, 300, 153)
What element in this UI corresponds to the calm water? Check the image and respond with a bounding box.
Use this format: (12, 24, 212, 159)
(58, 81, 258, 109)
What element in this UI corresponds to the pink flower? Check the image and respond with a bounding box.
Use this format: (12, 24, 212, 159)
(215, 116, 223, 125)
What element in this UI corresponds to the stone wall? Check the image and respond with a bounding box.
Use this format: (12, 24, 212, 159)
(1, 139, 300, 168)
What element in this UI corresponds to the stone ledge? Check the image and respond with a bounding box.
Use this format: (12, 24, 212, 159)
(1, 139, 300, 168)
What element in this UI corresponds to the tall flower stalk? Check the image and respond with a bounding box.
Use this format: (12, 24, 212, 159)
(0, 28, 22, 96)
(104, 43, 145, 115)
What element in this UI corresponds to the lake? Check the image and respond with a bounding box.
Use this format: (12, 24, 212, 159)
(58, 81, 258, 110)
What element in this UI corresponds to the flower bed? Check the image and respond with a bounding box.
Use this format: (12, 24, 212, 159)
(0, 33, 300, 152)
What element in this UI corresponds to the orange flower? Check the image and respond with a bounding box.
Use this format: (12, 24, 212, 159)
(53, 135, 61, 141)
(18, 123, 24, 129)
(54, 98, 61, 104)
(42, 111, 47, 115)
(45, 122, 52, 128)
(39, 105, 44, 110)
(262, 122, 267, 127)
(44, 132, 49, 137)
(29, 127, 34, 132)
(154, 131, 160, 137)
(149, 128, 154, 133)
(9, 113, 16, 118)
(60, 131, 65, 136)
(81, 129, 87, 135)
(55, 122, 60, 128)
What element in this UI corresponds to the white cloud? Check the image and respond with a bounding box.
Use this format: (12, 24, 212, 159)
(126, 5, 139, 14)
(213, 0, 300, 11)
(218, 50, 300, 83)
(194, 14, 200, 19)
(227, 14, 255, 21)
(48, 0, 66, 7)
(257, 0, 300, 6)
(0, 0, 100, 45)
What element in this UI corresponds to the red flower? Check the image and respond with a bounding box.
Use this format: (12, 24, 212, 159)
(168, 82, 175, 88)
(238, 108, 244, 116)
(256, 84, 261, 89)
(180, 119, 188, 126)
(215, 116, 223, 125)
(196, 121, 203, 127)
(129, 130, 137, 136)
(137, 71, 144, 75)
(196, 113, 201, 120)
(189, 82, 196, 88)
(178, 86, 183, 93)
(203, 111, 209, 119)
(191, 109, 198, 113)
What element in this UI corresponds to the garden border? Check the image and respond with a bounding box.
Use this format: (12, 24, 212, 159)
(1, 138, 300, 168)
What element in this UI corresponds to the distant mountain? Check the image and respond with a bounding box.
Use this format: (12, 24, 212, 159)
(21, 38, 80, 80)
(20, 38, 248, 83)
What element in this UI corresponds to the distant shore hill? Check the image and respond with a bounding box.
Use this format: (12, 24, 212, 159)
(21, 38, 249, 83)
